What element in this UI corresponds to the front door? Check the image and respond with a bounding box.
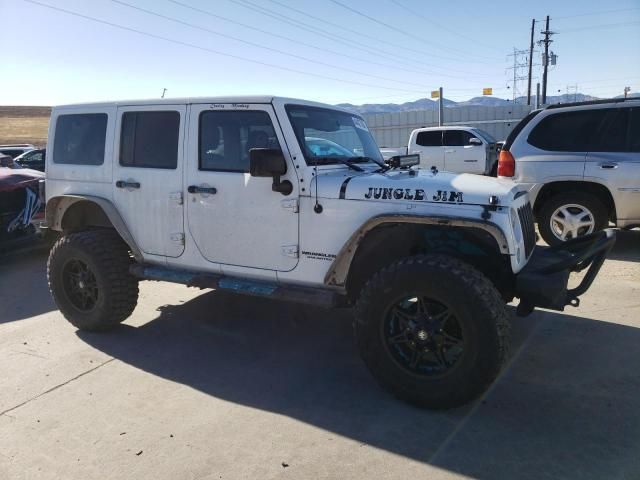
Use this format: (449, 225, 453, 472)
(584, 107, 640, 224)
(443, 130, 485, 174)
(186, 104, 299, 272)
(113, 105, 186, 258)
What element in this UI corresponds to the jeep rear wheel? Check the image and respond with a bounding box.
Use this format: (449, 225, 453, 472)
(354, 254, 510, 409)
(47, 230, 139, 331)
(537, 192, 608, 246)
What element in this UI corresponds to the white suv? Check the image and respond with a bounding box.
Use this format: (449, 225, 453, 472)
(44, 96, 615, 409)
(498, 98, 640, 245)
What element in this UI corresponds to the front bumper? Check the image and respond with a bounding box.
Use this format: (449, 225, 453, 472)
(514, 229, 616, 316)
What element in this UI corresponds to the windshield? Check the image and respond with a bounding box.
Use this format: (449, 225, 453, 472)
(286, 105, 384, 166)
(472, 128, 496, 144)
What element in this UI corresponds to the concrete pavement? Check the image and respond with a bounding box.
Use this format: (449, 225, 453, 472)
(0, 230, 639, 480)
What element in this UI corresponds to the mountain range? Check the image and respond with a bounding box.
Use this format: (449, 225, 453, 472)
(337, 93, 639, 115)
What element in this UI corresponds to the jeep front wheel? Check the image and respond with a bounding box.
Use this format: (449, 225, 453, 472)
(354, 255, 510, 409)
(47, 230, 139, 331)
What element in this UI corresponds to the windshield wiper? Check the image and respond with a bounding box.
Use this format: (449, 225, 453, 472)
(312, 156, 364, 172)
(348, 156, 387, 169)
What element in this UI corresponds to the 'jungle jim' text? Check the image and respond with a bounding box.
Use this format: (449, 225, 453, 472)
(364, 187, 464, 203)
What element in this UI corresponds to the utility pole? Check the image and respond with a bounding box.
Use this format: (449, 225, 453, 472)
(527, 19, 535, 105)
(539, 15, 554, 105)
(161, 88, 167, 99)
(535, 82, 541, 109)
(438, 87, 444, 126)
(624, 86, 631, 98)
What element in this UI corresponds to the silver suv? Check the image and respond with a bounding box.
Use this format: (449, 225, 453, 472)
(498, 98, 640, 245)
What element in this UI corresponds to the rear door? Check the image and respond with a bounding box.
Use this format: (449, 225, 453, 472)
(443, 130, 485, 174)
(113, 105, 186, 258)
(585, 107, 640, 224)
(409, 130, 444, 170)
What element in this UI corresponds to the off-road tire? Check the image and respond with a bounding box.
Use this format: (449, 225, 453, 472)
(47, 229, 139, 331)
(354, 254, 510, 409)
(537, 192, 608, 247)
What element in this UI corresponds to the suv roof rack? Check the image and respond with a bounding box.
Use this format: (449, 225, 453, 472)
(545, 97, 639, 110)
(0, 143, 35, 147)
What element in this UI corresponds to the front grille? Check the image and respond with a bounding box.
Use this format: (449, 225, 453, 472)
(518, 202, 536, 258)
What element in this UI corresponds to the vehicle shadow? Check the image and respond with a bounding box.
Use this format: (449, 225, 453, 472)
(0, 250, 55, 323)
(78, 290, 640, 479)
(607, 229, 640, 262)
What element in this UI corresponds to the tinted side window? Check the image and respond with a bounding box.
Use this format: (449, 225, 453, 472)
(120, 111, 180, 169)
(199, 110, 280, 172)
(591, 109, 628, 152)
(415, 131, 442, 147)
(528, 110, 604, 151)
(444, 130, 475, 146)
(53, 113, 107, 165)
(629, 108, 640, 152)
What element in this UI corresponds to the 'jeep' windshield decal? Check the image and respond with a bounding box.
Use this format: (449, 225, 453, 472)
(363, 187, 464, 203)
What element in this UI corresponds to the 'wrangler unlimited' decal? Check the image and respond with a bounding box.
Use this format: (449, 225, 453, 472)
(364, 187, 464, 203)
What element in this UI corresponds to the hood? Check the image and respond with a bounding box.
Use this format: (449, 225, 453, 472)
(315, 168, 520, 206)
(0, 167, 44, 193)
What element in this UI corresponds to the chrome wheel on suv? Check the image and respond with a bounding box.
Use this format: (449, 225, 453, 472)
(538, 192, 608, 246)
(550, 204, 596, 241)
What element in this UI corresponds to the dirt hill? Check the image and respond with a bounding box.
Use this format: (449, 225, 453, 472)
(0, 106, 51, 147)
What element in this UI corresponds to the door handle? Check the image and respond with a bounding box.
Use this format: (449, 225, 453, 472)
(116, 180, 140, 189)
(599, 163, 618, 169)
(445, 149, 455, 153)
(188, 185, 217, 195)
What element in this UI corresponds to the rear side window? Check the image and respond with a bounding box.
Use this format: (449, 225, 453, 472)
(53, 113, 107, 165)
(120, 111, 180, 169)
(199, 110, 280, 172)
(444, 130, 475, 146)
(590, 109, 628, 152)
(504, 110, 540, 151)
(415, 131, 442, 147)
(629, 108, 640, 152)
(528, 110, 604, 151)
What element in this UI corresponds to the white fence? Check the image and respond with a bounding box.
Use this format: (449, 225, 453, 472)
(362, 104, 534, 147)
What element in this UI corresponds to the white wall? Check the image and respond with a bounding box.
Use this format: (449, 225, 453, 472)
(363, 104, 533, 147)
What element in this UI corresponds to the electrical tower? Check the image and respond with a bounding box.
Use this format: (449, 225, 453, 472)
(506, 48, 529, 104)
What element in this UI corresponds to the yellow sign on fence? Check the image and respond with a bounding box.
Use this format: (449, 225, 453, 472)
(482, 88, 493, 96)
(431, 90, 440, 99)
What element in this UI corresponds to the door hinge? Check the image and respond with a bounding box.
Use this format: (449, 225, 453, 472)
(171, 233, 185, 245)
(281, 198, 299, 213)
(169, 191, 184, 205)
(281, 244, 299, 258)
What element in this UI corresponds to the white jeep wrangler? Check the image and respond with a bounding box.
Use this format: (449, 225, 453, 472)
(44, 96, 615, 409)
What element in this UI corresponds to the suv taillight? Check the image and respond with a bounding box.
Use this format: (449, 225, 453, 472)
(498, 150, 515, 177)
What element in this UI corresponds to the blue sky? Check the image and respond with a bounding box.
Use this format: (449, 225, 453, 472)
(1, 0, 639, 106)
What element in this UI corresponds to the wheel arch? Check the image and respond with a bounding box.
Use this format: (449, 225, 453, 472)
(533, 181, 616, 222)
(325, 215, 513, 301)
(45, 195, 142, 261)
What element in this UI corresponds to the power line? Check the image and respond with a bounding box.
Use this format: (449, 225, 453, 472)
(387, 0, 504, 53)
(166, 0, 493, 80)
(267, 0, 498, 61)
(558, 20, 640, 33)
(328, 0, 499, 63)
(110, 0, 435, 89)
(228, 0, 496, 75)
(552, 7, 640, 20)
(21, 0, 431, 94)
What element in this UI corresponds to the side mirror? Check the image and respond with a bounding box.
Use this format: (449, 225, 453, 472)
(249, 148, 292, 195)
(469, 137, 483, 146)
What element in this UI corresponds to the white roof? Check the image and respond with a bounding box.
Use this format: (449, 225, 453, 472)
(53, 96, 358, 115)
